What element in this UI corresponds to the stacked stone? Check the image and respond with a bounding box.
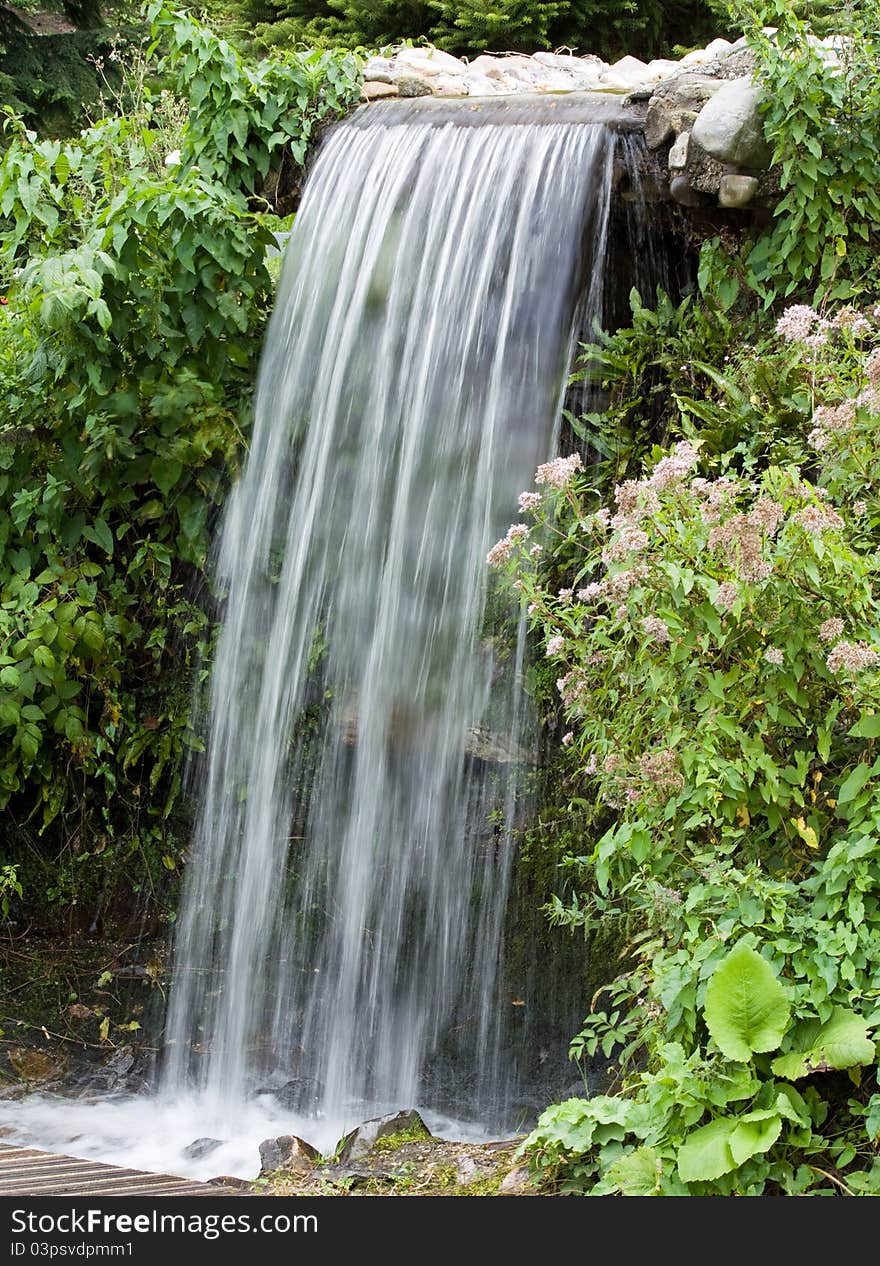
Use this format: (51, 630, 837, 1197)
(359, 33, 850, 212)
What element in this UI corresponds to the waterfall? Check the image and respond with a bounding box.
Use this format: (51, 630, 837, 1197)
(161, 105, 620, 1140)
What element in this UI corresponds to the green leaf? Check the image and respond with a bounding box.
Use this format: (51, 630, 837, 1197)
(677, 1118, 738, 1183)
(729, 1111, 782, 1166)
(771, 1007, 875, 1080)
(150, 457, 183, 496)
(606, 1146, 661, 1195)
(703, 941, 790, 1061)
(838, 764, 871, 804)
(848, 713, 880, 739)
(90, 518, 114, 556)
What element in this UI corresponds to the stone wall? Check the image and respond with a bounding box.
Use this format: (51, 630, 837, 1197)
(359, 34, 849, 213)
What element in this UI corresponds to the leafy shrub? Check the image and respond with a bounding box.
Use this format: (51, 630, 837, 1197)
(493, 303, 880, 1192)
(0, 8, 361, 928)
(745, 0, 880, 304)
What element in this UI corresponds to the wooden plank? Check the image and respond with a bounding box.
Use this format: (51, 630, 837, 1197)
(0, 1141, 244, 1197)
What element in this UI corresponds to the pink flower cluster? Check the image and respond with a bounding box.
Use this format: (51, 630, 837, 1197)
(638, 748, 684, 793)
(648, 441, 700, 492)
(518, 491, 542, 513)
(486, 521, 529, 566)
(708, 498, 783, 582)
(534, 452, 583, 489)
(819, 617, 844, 643)
(826, 640, 880, 673)
(602, 524, 649, 564)
(776, 304, 818, 342)
(713, 581, 739, 613)
(793, 502, 844, 534)
(641, 615, 671, 645)
(764, 646, 784, 665)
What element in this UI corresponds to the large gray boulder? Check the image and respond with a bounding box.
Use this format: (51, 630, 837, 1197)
(336, 1109, 430, 1163)
(258, 1133, 322, 1176)
(691, 77, 771, 166)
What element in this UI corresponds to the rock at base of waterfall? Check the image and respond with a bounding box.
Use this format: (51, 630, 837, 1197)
(691, 76, 771, 167)
(259, 1133, 322, 1176)
(670, 174, 703, 208)
(183, 1137, 224, 1160)
(361, 81, 399, 101)
(718, 173, 760, 208)
(336, 1109, 431, 1163)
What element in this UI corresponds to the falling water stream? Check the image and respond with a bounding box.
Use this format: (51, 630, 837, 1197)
(1, 100, 636, 1178)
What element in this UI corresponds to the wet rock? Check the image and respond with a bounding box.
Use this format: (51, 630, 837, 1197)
(643, 101, 675, 149)
(718, 173, 760, 208)
(183, 1137, 224, 1160)
(105, 1046, 135, 1078)
(499, 1164, 534, 1194)
(259, 1134, 322, 1176)
(258, 1076, 321, 1111)
(361, 82, 399, 101)
(691, 77, 771, 167)
(683, 136, 728, 196)
(397, 74, 433, 98)
(336, 1109, 430, 1163)
(207, 1175, 253, 1190)
(8, 1047, 67, 1084)
(670, 174, 704, 207)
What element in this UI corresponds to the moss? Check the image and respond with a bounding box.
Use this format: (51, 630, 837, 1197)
(458, 1172, 504, 1195)
(370, 1121, 432, 1152)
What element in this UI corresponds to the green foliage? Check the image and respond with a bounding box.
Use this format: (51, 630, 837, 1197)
(0, 862, 22, 918)
(0, 7, 360, 926)
(245, 0, 721, 61)
(745, 0, 880, 304)
(498, 291, 880, 1192)
(0, 26, 123, 133)
(703, 942, 790, 1061)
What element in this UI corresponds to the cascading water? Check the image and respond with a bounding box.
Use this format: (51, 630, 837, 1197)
(1, 99, 642, 1178)
(164, 104, 616, 1129)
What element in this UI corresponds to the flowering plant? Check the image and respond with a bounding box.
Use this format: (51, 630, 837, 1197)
(495, 313, 880, 1193)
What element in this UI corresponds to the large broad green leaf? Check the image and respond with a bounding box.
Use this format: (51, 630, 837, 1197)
(838, 763, 872, 804)
(771, 1007, 876, 1080)
(729, 1110, 782, 1167)
(606, 1147, 661, 1196)
(704, 942, 791, 1061)
(677, 1118, 738, 1183)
